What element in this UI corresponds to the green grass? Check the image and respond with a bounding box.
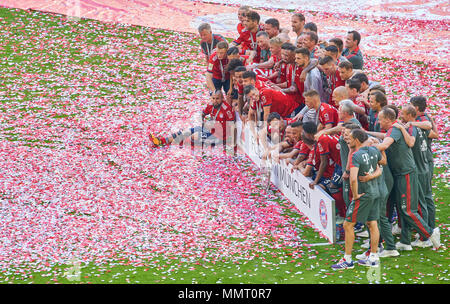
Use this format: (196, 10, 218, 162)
(0, 7, 448, 284)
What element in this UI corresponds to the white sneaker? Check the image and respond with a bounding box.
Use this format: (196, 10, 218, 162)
(357, 256, 380, 267)
(411, 239, 432, 248)
(395, 242, 413, 251)
(392, 224, 401, 235)
(429, 228, 441, 249)
(356, 230, 369, 238)
(379, 249, 400, 258)
(356, 250, 370, 260)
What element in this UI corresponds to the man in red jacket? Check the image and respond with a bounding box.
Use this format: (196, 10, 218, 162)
(206, 41, 230, 95)
(231, 10, 263, 55)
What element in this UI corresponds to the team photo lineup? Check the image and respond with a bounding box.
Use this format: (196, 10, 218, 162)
(148, 6, 443, 270)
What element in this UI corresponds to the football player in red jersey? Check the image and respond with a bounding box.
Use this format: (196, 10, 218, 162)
(237, 5, 251, 36)
(303, 90, 339, 131)
(231, 10, 263, 55)
(231, 66, 248, 117)
(226, 59, 246, 114)
(149, 91, 235, 147)
(245, 85, 298, 122)
(301, 121, 346, 217)
(242, 71, 270, 91)
(267, 42, 295, 86)
(301, 122, 335, 189)
(274, 121, 304, 165)
(206, 41, 230, 95)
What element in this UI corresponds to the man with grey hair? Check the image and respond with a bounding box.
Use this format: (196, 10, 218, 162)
(314, 99, 361, 139)
(198, 23, 225, 64)
(339, 99, 358, 123)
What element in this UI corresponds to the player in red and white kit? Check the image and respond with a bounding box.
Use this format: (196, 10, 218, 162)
(206, 41, 230, 95)
(302, 90, 339, 131)
(267, 42, 291, 85)
(258, 112, 297, 162)
(241, 70, 270, 114)
(231, 10, 263, 55)
(236, 5, 251, 36)
(301, 121, 346, 217)
(244, 85, 298, 122)
(149, 91, 235, 147)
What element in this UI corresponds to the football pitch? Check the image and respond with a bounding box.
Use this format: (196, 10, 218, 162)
(0, 7, 448, 284)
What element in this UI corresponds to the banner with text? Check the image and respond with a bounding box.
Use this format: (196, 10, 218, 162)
(237, 123, 336, 243)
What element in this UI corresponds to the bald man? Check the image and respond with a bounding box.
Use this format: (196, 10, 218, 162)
(331, 86, 349, 108)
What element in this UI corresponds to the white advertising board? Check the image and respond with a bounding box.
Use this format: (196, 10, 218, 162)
(237, 123, 336, 243)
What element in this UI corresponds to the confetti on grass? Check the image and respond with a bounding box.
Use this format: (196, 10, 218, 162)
(0, 7, 448, 282)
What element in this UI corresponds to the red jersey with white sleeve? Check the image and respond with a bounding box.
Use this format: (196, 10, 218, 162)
(251, 88, 298, 118)
(308, 135, 339, 179)
(317, 134, 341, 167)
(202, 101, 236, 140)
(306, 147, 335, 178)
(243, 76, 269, 108)
(207, 51, 230, 81)
(318, 102, 339, 128)
(233, 25, 263, 54)
(294, 140, 311, 157)
(254, 76, 270, 91)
